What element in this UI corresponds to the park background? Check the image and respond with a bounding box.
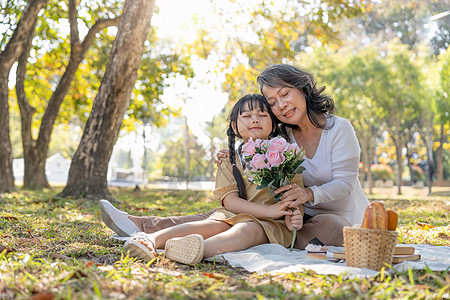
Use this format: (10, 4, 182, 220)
(1, 1, 450, 299)
(1, 0, 449, 199)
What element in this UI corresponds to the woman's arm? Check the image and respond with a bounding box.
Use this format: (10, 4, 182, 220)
(308, 118, 361, 205)
(222, 192, 294, 219)
(214, 149, 229, 165)
(279, 118, 361, 207)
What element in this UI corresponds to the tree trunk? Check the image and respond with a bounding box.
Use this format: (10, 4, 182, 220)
(436, 124, 444, 186)
(0, 0, 48, 193)
(423, 128, 434, 196)
(391, 132, 403, 195)
(404, 136, 415, 185)
(17, 0, 119, 189)
(367, 143, 377, 195)
(359, 135, 369, 192)
(59, 0, 155, 200)
(15, 12, 50, 188)
(0, 73, 15, 193)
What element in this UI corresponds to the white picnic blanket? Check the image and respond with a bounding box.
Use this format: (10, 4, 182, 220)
(112, 235, 449, 277)
(211, 244, 450, 277)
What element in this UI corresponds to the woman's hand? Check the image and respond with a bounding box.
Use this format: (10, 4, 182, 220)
(266, 200, 295, 219)
(214, 149, 229, 166)
(285, 206, 304, 231)
(275, 184, 314, 208)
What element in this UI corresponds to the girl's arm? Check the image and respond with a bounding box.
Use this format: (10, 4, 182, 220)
(222, 192, 294, 219)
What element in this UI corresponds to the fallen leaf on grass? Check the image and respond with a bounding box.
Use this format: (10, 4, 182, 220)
(438, 232, 450, 240)
(86, 261, 102, 268)
(414, 284, 432, 290)
(29, 293, 54, 300)
(0, 244, 13, 254)
(202, 272, 226, 279)
(1, 216, 18, 221)
(416, 222, 435, 230)
(134, 207, 148, 212)
(121, 201, 148, 212)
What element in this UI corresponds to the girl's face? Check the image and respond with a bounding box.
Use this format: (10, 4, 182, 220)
(262, 85, 307, 126)
(232, 103, 273, 142)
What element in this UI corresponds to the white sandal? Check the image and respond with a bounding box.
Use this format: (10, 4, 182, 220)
(164, 234, 204, 266)
(124, 232, 157, 261)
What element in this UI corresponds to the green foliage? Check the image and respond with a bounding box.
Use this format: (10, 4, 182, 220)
(436, 49, 450, 126)
(191, 0, 371, 103)
(127, 30, 194, 130)
(412, 165, 425, 182)
(371, 164, 395, 182)
(0, 0, 27, 48)
(158, 126, 210, 179)
(352, 0, 449, 55)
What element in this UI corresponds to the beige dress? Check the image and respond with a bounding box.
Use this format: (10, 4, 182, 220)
(209, 155, 303, 247)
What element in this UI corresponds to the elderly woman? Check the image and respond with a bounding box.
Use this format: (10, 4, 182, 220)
(100, 64, 368, 249)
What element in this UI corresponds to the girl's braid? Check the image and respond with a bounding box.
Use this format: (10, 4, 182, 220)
(227, 125, 246, 199)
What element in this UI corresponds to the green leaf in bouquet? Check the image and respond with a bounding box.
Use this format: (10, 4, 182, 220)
(267, 180, 277, 195)
(257, 177, 271, 190)
(294, 164, 305, 174)
(280, 176, 290, 187)
(278, 169, 286, 179)
(256, 184, 266, 190)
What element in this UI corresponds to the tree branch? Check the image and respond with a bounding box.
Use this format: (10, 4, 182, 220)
(81, 17, 121, 54)
(0, 0, 48, 67)
(68, 0, 80, 49)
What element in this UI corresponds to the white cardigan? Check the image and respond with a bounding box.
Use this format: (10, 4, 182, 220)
(286, 115, 369, 225)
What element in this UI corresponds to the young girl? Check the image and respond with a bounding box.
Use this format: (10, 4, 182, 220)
(124, 94, 303, 265)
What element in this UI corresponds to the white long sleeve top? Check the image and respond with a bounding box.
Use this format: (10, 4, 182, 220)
(286, 115, 369, 225)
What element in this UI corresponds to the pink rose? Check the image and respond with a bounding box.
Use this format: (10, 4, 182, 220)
(285, 143, 301, 154)
(254, 139, 262, 148)
(268, 137, 288, 152)
(266, 150, 285, 167)
(242, 138, 257, 156)
(250, 154, 269, 170)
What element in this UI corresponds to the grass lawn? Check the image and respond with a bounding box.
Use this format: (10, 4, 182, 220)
(1, 186, 449, 299)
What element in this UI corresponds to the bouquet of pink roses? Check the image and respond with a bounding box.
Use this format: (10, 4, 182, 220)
(241, 136, 305, 251)
(241, 136, 305, 202)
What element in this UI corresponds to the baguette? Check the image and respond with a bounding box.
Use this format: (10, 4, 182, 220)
(387, 209, 398, 231)
(361, 201, 388, 230)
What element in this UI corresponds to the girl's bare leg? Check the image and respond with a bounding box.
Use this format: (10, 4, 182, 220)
(203, 222, 268, 258)
(149, 219, 231, 249)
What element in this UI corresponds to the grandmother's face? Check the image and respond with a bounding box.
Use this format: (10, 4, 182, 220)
(262, 85, 307, 126)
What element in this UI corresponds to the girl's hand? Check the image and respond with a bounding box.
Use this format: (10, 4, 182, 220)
(275, 184, 314, 208)
(214, 149, 229, 166)
(267, 200, 295, 219)
(285, 206, 304, 231)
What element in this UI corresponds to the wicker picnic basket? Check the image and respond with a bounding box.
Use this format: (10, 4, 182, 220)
(343, 226, 398, 271)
